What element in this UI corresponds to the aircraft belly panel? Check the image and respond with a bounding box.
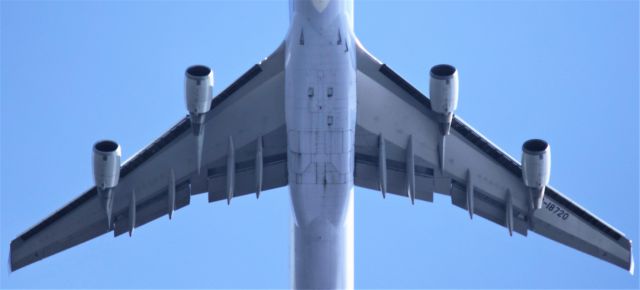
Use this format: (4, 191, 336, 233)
(284, 11, 356, 289)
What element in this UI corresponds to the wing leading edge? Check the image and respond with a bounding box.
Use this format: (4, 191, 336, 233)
(353, 39, 634, 273)
(10, 42, 288, 271)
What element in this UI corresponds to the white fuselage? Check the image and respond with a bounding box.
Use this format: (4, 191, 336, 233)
(285, 0, 356, 288)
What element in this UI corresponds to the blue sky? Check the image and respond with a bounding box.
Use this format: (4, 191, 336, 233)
(1, 0, 638, 289)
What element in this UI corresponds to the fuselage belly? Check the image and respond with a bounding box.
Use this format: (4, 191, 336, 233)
(285, 1, 356, 288)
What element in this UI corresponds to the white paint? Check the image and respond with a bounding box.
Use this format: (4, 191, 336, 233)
(286, 0, 356, 288)
(311, 0, 330, 13)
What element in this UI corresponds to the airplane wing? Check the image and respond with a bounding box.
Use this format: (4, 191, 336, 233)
(10, 43, 288, 271)
(352, 40, 634, 273)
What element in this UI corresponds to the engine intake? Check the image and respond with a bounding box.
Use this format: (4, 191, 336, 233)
(185, 65, 214, 174)
(93, 140, 121, 189)
(521, 139, 551, 209)
(185, 65, 214, 116)
(429, 64, 459, 130)
(430, 64, 459, 171)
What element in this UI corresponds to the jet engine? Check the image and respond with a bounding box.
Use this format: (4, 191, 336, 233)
(93, 140, 121, 190)
(429, 64, 458, 134)
(185, 65, 214, 134)
(93, 140, 121, 227)
(185, 65, 214, 174)
(521, 139, 551, 210)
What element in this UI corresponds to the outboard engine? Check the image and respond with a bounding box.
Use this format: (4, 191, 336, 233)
(185, 65, 214, 135)
(429, 64, 459, 171)
(185, 65, 214, 174)
(92, 140, 121, 227)
(429, 64, 458, 135)
(521, 139, 551, 210)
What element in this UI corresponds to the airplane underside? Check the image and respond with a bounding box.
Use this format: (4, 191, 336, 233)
(8, 1, 633, 289)
(286, 2, 357, 287)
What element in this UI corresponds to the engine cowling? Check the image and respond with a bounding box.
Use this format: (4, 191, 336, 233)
(430, 64, 459, 171)
(521, 139, 551, 209)
(92, 140, 121, 190)
(429, 64, 459, 122)
(185, 65, 214, 174)
(185, 65, 214, 116)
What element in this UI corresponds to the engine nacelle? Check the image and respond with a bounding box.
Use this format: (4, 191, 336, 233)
(93, 140, 121, 190)
(185, 65, 214, 116)
(429, 64, 459, 120)
(185, 65, 214, 174)
(521, 139, 551, 209)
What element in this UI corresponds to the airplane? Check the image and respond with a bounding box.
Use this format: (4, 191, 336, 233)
(8, 0, 635, 289)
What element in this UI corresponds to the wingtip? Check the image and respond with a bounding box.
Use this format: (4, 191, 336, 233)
(8, 249, 13, 273)
(629, 252, 635, 275)
(8, 241, 21, 273)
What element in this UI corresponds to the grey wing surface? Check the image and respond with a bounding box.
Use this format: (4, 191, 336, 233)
(353, 40, 634, 273)
(10, 43, 288, 271)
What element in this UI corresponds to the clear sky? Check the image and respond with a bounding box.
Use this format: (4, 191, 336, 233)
(1, 0, 638, 289)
